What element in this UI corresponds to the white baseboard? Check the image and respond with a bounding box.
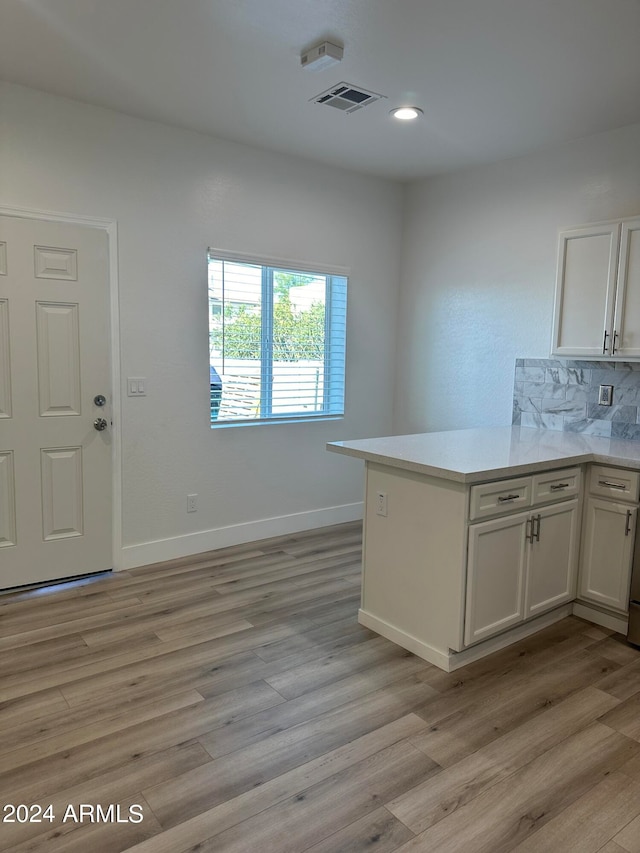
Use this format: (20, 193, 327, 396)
(445, 606, 573, 671)
(358, 609, 454, 671)
(359, 604, 573, 672)
(120, 502, 363, 570)
(572, 601, 628, 634)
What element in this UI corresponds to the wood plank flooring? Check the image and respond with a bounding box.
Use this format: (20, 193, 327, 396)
(1, 521, 640, 852)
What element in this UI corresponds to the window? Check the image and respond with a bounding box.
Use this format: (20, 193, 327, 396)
(208, 250, 347, 425)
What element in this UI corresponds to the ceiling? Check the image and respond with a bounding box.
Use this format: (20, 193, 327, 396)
(1, 0, 640, 181)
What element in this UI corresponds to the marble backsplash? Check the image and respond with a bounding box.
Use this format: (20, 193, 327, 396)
(512, 359, 640, 439)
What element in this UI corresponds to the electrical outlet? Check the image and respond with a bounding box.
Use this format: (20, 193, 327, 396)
(376, 491, 388, 517)
(598, 384, 613, 406)
(187, 494, 198, 513)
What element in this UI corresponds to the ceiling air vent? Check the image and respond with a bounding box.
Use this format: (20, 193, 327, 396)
(311, 83, 385, 114)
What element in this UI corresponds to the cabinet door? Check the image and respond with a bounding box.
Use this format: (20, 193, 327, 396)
(465, 512, 528, 646)
(579, 497, 636, 612)
(525, 500, 579, 618)
(612, 217, 640, 358)
(551, 223, 619, 357)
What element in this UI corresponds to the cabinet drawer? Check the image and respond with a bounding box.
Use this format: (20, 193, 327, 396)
(469, 477, 532, 521)
(589, 465, 640, 503)
(532, 467, 581, 505)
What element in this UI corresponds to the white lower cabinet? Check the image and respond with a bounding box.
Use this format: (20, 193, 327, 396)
(579, 497, 636, 612)
(465, 499, 579, 646)
(357, 460, 638, 671)
(526, 501, 580, 616)
(465, 512, 528, 645)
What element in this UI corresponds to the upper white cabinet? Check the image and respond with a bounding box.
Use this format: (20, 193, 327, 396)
(551, 216, 640, 359)
(614, 219, 640, 358)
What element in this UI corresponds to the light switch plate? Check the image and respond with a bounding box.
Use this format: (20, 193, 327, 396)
(598, 384, 613, 406)
(127, 377, 146, 396)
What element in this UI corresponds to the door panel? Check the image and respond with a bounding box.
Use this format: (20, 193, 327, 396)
(0, 299, 11, 418)
(465, 512, 528, 646)
(525, 500, 579, 617)
(0, 451, 17, 547)
(614, 217, 640, 358)
(552, 223, 619, 357)
(0, 214, 112, 589)
(34, 245, 78, 280)
(41, 447, 84, 540)
(579, 497, 635, 612)
(36, 301, 82, 415)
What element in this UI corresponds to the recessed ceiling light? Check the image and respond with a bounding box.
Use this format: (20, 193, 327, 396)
(390, 107, 423, 121)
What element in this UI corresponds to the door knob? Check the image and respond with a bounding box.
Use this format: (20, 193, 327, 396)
(93, 417, 108, 431)
(94, 394, 107, 407)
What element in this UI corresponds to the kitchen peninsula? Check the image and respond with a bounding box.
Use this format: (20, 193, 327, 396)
(328, 426, 640, 671)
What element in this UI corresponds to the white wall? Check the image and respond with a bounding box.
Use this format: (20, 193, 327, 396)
(5, 83, 638, 569)
(0, 83, 403, 566)
(395, 122, 640, 435)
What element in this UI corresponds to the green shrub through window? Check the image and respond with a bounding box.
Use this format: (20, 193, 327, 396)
(208, 251, 347, 424)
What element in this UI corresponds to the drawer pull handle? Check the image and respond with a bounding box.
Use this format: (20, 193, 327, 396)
(526, 518, 534, 544)
(527, 514, 542, 544)
(550, 483, 569, 491)
(625, 510, 632, 536)
(497, 494, 520, 503)
(598, 480, 627, 490)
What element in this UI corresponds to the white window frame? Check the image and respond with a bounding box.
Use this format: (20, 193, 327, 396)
(208, 249, 348, 426)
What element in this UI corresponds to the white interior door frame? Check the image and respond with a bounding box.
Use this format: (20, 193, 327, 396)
(0, 204, 123, 570)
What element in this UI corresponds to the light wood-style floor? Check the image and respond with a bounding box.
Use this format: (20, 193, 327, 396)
(1, 521, 640, 853)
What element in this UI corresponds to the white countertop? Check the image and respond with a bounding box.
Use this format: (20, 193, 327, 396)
(327, 426, 640, 484)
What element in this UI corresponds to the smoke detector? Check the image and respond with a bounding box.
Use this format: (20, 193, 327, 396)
(311, 83, 385, 114)
(300, 41, 343, 71)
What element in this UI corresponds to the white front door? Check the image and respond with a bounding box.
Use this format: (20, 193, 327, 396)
(0, 214, 112, 589)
